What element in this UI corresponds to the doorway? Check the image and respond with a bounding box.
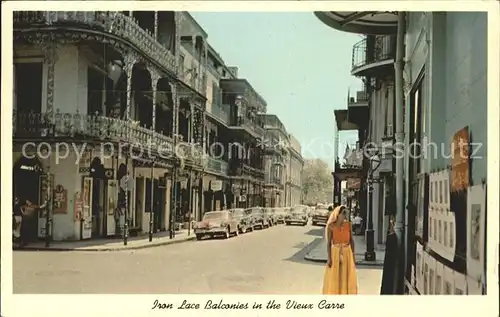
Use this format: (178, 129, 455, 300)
(153, 178, 166, 231)
(13, 156, 43, 243)
(90, 157, 106, 237)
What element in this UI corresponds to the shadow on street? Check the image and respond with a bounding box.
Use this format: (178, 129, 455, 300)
(284, 238, 324, 266)
(303, 227, 324, 237)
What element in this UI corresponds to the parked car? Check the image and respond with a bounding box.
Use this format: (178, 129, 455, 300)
(273, 207, 286, 224)
(194, 210, 239, 240)
(245, 207, 268, 229)
(264, 208, 276, 227)
(285, 206, 308, 226)
(230, 208, 254, 233)
(311, 208, 330, 226)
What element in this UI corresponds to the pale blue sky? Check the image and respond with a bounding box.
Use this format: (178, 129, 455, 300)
(191, 12, 361, 168)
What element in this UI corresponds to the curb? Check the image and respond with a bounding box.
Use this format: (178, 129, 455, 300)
(304, 254, 384, 268)
(14, 236, 196, 252)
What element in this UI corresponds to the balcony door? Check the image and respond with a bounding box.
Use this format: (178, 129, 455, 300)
(14, 62, 43, 114)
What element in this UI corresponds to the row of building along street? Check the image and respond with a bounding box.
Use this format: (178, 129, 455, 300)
(12, 11, 304, 245)
(320, 11, 488, 294)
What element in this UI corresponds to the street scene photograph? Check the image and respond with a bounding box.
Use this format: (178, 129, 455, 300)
(8, 8, 491, 298)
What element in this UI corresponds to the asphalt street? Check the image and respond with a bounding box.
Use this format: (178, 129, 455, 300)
(13, 223, 382, 294)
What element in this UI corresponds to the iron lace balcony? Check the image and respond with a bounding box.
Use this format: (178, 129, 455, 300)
(13, 11, 177, 76)
(351, 35, 396, 77)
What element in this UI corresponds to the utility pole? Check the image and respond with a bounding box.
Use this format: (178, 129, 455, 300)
(149, 160, 155, 242)
(394, 12, 407, 294)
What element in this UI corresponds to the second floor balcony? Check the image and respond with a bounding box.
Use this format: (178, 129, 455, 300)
(206, 156, 229, 176)
(13, 110, 204, 165)
(351, 35, 396, 77)
(220, 79, 267, 140)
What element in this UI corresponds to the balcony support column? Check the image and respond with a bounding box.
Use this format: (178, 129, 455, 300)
(150, 70, 160, 132)
(42, 40, 58, 122)
(169, 82, 180, 239)
(123, 53, 136, 121)
(189, 99, 195, 143)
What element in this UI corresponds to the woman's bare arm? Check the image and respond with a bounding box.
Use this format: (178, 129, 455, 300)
(326, 225, 333, 260)
(349, 223, 355, 254)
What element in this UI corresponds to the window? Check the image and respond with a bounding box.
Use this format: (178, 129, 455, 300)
(438, 220, 442, 243)
(434, 218, 437, 238)
(435, 275, 442, 294)
(449, 222, 454, 248)
(430, 181, 434, 202)
(429, 217, 433, 238)
(423, 264, 428, 294)
(429, 269, 434, 294)
(444, 179, 449, 204)
(444, 222, 448, 246)
(439, 181, 443, 203)
(444, 282, 452, 294)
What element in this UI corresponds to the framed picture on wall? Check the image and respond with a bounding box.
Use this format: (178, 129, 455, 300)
(467, 184, 486, 293)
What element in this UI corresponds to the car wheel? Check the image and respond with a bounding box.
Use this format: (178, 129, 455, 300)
(312, 221, 317, 226)
(285, 221, 290, 226)
(196, 234, 203, 241)
(224, 228, 230, 239)
(241, 226, 247, 234)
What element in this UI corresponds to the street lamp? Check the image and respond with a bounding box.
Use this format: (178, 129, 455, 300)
(365, 153, 382, 261)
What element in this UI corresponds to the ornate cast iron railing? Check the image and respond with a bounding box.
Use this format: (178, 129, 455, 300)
(13, 11, 177, 76)
(13, 110, 204, 164)
(206, 156, 229, 175)
(351, 35, 395, 73)
(209, 104, 230, 125)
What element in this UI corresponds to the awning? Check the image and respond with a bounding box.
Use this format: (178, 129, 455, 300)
(314, 11, 398, 35)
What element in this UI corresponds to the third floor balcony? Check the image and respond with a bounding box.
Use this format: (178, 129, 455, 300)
(351, 35, 396, 77)
(220, 79, 267, 140)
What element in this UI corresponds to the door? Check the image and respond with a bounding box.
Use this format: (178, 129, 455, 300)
(91, 179, 105, 237)
(81, 177, 93, 239)
(107, 180, 118, 236)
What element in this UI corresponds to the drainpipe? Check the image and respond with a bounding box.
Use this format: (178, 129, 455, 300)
(394, 12, 406, 293)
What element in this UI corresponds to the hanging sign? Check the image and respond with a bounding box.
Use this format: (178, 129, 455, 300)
(211, 180, 223, 191)
(451, 127, 470, 192)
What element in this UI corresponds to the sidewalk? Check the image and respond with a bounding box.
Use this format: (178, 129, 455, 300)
(304, 233, 385, 267)
(16, 230, 196, 252)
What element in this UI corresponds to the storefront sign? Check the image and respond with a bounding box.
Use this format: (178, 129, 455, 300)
(451, 127, 470, 192)
(346, 177, 361, 190)
(53, 184, 68, 214)
(211, 180, 223, 191)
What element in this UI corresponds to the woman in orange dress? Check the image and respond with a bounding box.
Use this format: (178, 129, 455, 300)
(322, 205, 358, 294)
